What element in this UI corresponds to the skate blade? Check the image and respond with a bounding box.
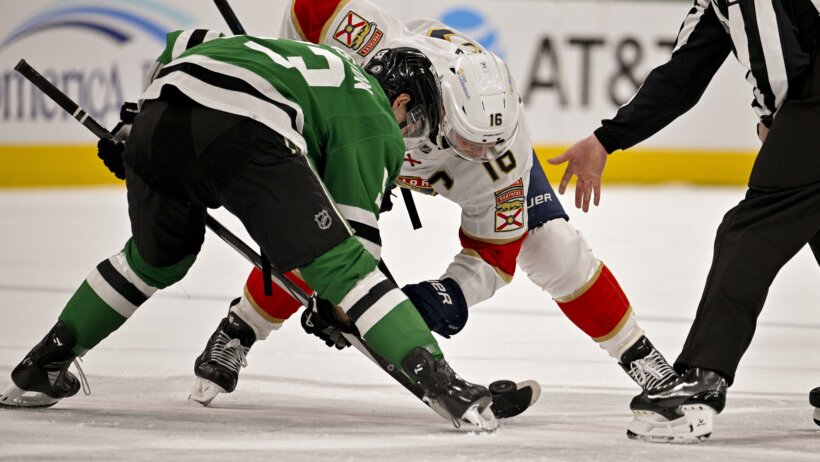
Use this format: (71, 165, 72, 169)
(627, 404, 715, 444)
(0, 384, 60, 408)
(188, 377, 226, 406)
(520, 380, 542, 405)
(459, 401, 499, 432)
(813, 408, 819, 427)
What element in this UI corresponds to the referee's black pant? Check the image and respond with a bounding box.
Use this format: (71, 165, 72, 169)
(675, 57, 820, 384)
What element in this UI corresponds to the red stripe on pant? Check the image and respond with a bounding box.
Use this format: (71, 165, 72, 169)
(458, 229, 526, 277)
(555, 265, 630, 339)
(245, 267, 314, 321)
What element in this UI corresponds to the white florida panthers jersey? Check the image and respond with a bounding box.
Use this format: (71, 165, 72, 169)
(281, 0, 542, 305)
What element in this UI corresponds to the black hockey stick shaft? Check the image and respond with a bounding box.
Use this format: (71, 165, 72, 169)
(213, 0, 246, 35)
(205, 215, 424, 400)
(204, 215, 311, 306)
(400, 187, 422, 230)
(14, 59, 118, 142)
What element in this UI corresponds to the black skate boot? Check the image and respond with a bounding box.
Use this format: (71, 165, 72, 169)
(189, 300, 256, 406)
(810, 387, 820, 426)
(627, 367, 728, 443)
(0, 321, 83, 408)
(401, 347, 497, 431)
(619, 336, 679, 391)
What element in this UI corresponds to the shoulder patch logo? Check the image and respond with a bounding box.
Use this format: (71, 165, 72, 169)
(494, 178, 525, 232)
(333, 10, 382, 57)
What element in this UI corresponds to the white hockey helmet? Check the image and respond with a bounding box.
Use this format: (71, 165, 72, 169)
(439, 51, 520, 162)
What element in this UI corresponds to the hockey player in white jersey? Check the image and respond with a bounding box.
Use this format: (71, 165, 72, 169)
(190, 0, 679, 413)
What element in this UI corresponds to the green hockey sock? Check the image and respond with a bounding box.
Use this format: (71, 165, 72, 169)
(363, 299, 443, 371)
(59, 281, 127, 355)
(58, 239, 196, 355)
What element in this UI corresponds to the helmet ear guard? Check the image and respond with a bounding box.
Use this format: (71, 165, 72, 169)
(364, 47, 442, 151)
(439, 52, 520, 162)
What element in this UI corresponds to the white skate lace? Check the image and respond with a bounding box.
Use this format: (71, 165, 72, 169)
(210, 333, 249, 373)
(629, 350, 677, 390)
(73, 357, 91, 396)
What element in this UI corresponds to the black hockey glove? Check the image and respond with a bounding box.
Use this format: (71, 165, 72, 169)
(97, 102, 138, 180)
(402, 278, 468, 338)
(301, 297, 353, 350)
(379, 183, 396, 213)
(97, 138, 126, 179)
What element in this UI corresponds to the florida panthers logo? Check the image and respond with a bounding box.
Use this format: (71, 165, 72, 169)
(494, 178, 525, 232)
(333, 11, 382, 57)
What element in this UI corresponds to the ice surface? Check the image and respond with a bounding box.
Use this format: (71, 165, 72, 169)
(1, 186, 818, 461)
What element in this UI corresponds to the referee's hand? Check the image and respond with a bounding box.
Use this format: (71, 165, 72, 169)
(548, 134, 607, 213)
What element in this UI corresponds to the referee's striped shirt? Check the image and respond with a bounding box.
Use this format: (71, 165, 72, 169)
(594, 0, 820, 153)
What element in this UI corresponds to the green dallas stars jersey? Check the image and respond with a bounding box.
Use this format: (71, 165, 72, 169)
(138, 32, 443, 369)
(142, 30, 405, 227)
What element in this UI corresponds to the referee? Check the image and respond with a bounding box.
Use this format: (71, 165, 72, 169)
(550, 0, 820, 442)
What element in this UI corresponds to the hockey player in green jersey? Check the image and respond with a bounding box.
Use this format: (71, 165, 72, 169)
(0, 31, 497, 430)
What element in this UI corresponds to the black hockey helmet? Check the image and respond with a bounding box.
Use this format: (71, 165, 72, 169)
(364, 47, 441, 150)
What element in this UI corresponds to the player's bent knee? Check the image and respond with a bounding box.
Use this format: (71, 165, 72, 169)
(123, 238, 196, 289)
(402, 278, 468, 338)
(518, 219, 598, 298)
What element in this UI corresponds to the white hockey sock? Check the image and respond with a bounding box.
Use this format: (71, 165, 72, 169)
(597, 313, 645, 360)
(230, 295, 283, 340)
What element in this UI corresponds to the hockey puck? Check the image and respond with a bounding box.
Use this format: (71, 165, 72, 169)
(810, 387, 820, 407)
(489, 380, 516, 395)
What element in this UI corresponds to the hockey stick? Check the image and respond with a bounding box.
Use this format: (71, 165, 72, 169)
(13, 57, 426, 401)
(15, 59, 118, 143)
(213, 0, 246, 35)
(204, 215, 424, 401)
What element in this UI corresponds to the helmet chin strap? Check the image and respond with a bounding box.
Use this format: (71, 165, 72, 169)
(435, 131, 449, 150)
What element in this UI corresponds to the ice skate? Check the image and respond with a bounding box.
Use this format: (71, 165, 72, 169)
(810, 387, 820, 426)
(619, 335, 679, 391)
(0, 321, 85, 408)
(401, 347, 498, 431)
(626, 367, 727, 443)
(189, 304, 256, 406)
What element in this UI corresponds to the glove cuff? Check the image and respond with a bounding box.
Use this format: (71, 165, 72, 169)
(120, 102, 139, 123)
